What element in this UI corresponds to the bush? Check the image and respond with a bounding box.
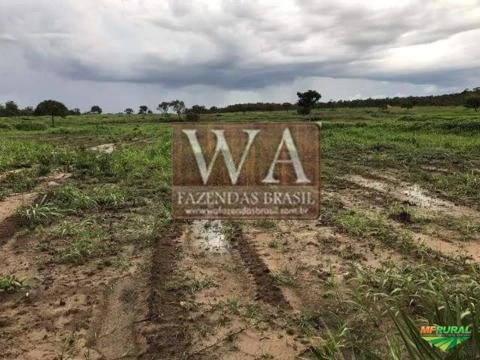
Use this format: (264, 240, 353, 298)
(13, 122, 48, 131)
(297, 107, 311, 115)
(185, 112, 200, 122)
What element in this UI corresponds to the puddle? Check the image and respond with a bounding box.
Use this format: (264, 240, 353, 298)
(421, 165, 450, 173)
(401, 184, 452, 209)
(89, 143, 115, 154)
(348, 175, 453, 210)
(190, 220, 228, 253)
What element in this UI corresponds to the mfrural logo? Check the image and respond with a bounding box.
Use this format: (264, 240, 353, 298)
(420, 325, 472, 351)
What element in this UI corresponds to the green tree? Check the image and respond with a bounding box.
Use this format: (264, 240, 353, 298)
(124, 108, 133, 115)
(465, 96, 480, 112)
(296, 90, 321, 115)
(20, 106, 35, 116)
(138, 105, 149, 115)
(34, 100, 68, 127)
(4, 101, 19, 116)
(191, 105, 206, 114)
(170, 100, 185, 121)
(90, 105, 102, 114)
(157, 101, 170, 118)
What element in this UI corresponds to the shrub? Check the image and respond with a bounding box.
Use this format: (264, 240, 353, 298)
(13, 122, 48, 131)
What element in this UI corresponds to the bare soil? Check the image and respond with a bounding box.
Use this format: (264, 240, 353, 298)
(1, 169, 479, 359)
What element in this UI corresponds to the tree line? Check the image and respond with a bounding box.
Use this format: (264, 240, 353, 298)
(1, 88, 479, 124)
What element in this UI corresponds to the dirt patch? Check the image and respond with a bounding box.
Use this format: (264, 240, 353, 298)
(89, 143, 115, 154)
(84, 245, 145, 359)
(177, 219, 305, 359)
(88, 277, 141, 359)
(334, 178, 480, 263)
(0, 243, 126, 359)
(414, 232, 480, 263)
(0, 193, 37, 244)
(0, 172, 71, 245)
(0, 192, 37, 224)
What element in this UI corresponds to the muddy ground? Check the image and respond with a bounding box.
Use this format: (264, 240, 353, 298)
(1, 162, 479, 359)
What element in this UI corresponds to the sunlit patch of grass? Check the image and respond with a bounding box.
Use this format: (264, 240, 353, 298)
(166, 276, 216, 294)
(335, 211, 414, 253)
(0, 275, 28, 293)
(57, 237, 119, 265)
(273, 267, 296, 287)
(49, 184, 127, 211)
(0, 169, 40, 194)
(17, 203, 64, 227)
(54, 220, 119, 265)
(310, 324, 350, 360)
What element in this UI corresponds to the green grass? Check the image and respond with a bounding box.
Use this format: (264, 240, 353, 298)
(273, 267, 297, 287)
(0, 275, 27, 293)
(1, 107, 479, 359)
(17, 203, 64, 227)
(166, 276, 216, 294)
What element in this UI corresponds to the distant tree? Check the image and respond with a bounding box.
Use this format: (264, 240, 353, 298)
(147, 110, 153, 114)
(124, 108, 133, 115)
(400, 99, 415, 109)
(209, 106, 218, 113)
(69, 108, 81, 116)
(90, 105, 102, 114)
(138, 105, 149, 115)
(380, 103, 389, 111)
(4, 101, 19, 116)
(297, 106, 311, 115)
(185, 111, 200, 122)
(20, 106, 35, 116)
(170, 100, 185, 120)
(157, 102, 170, 118)
(296, 90, 321, 115)
(191, 105, 206, 114)
(34, 100, 68, 127)
(281, 102, 292, 111)
(465, 96, 480, 112)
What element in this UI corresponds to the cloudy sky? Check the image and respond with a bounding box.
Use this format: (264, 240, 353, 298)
(1, 0, 479, 112)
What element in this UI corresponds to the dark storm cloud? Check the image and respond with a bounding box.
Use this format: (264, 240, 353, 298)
(0, 0, 479, 111)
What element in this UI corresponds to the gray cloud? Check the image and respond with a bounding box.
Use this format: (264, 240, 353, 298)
(0, 0, 479, 111)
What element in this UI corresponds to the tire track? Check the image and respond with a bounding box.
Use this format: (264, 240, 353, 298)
(140, 221, 191, 360)
(227, 222, 290, 308)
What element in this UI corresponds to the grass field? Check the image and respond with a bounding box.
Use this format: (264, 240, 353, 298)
(0, 106, 479, 359)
